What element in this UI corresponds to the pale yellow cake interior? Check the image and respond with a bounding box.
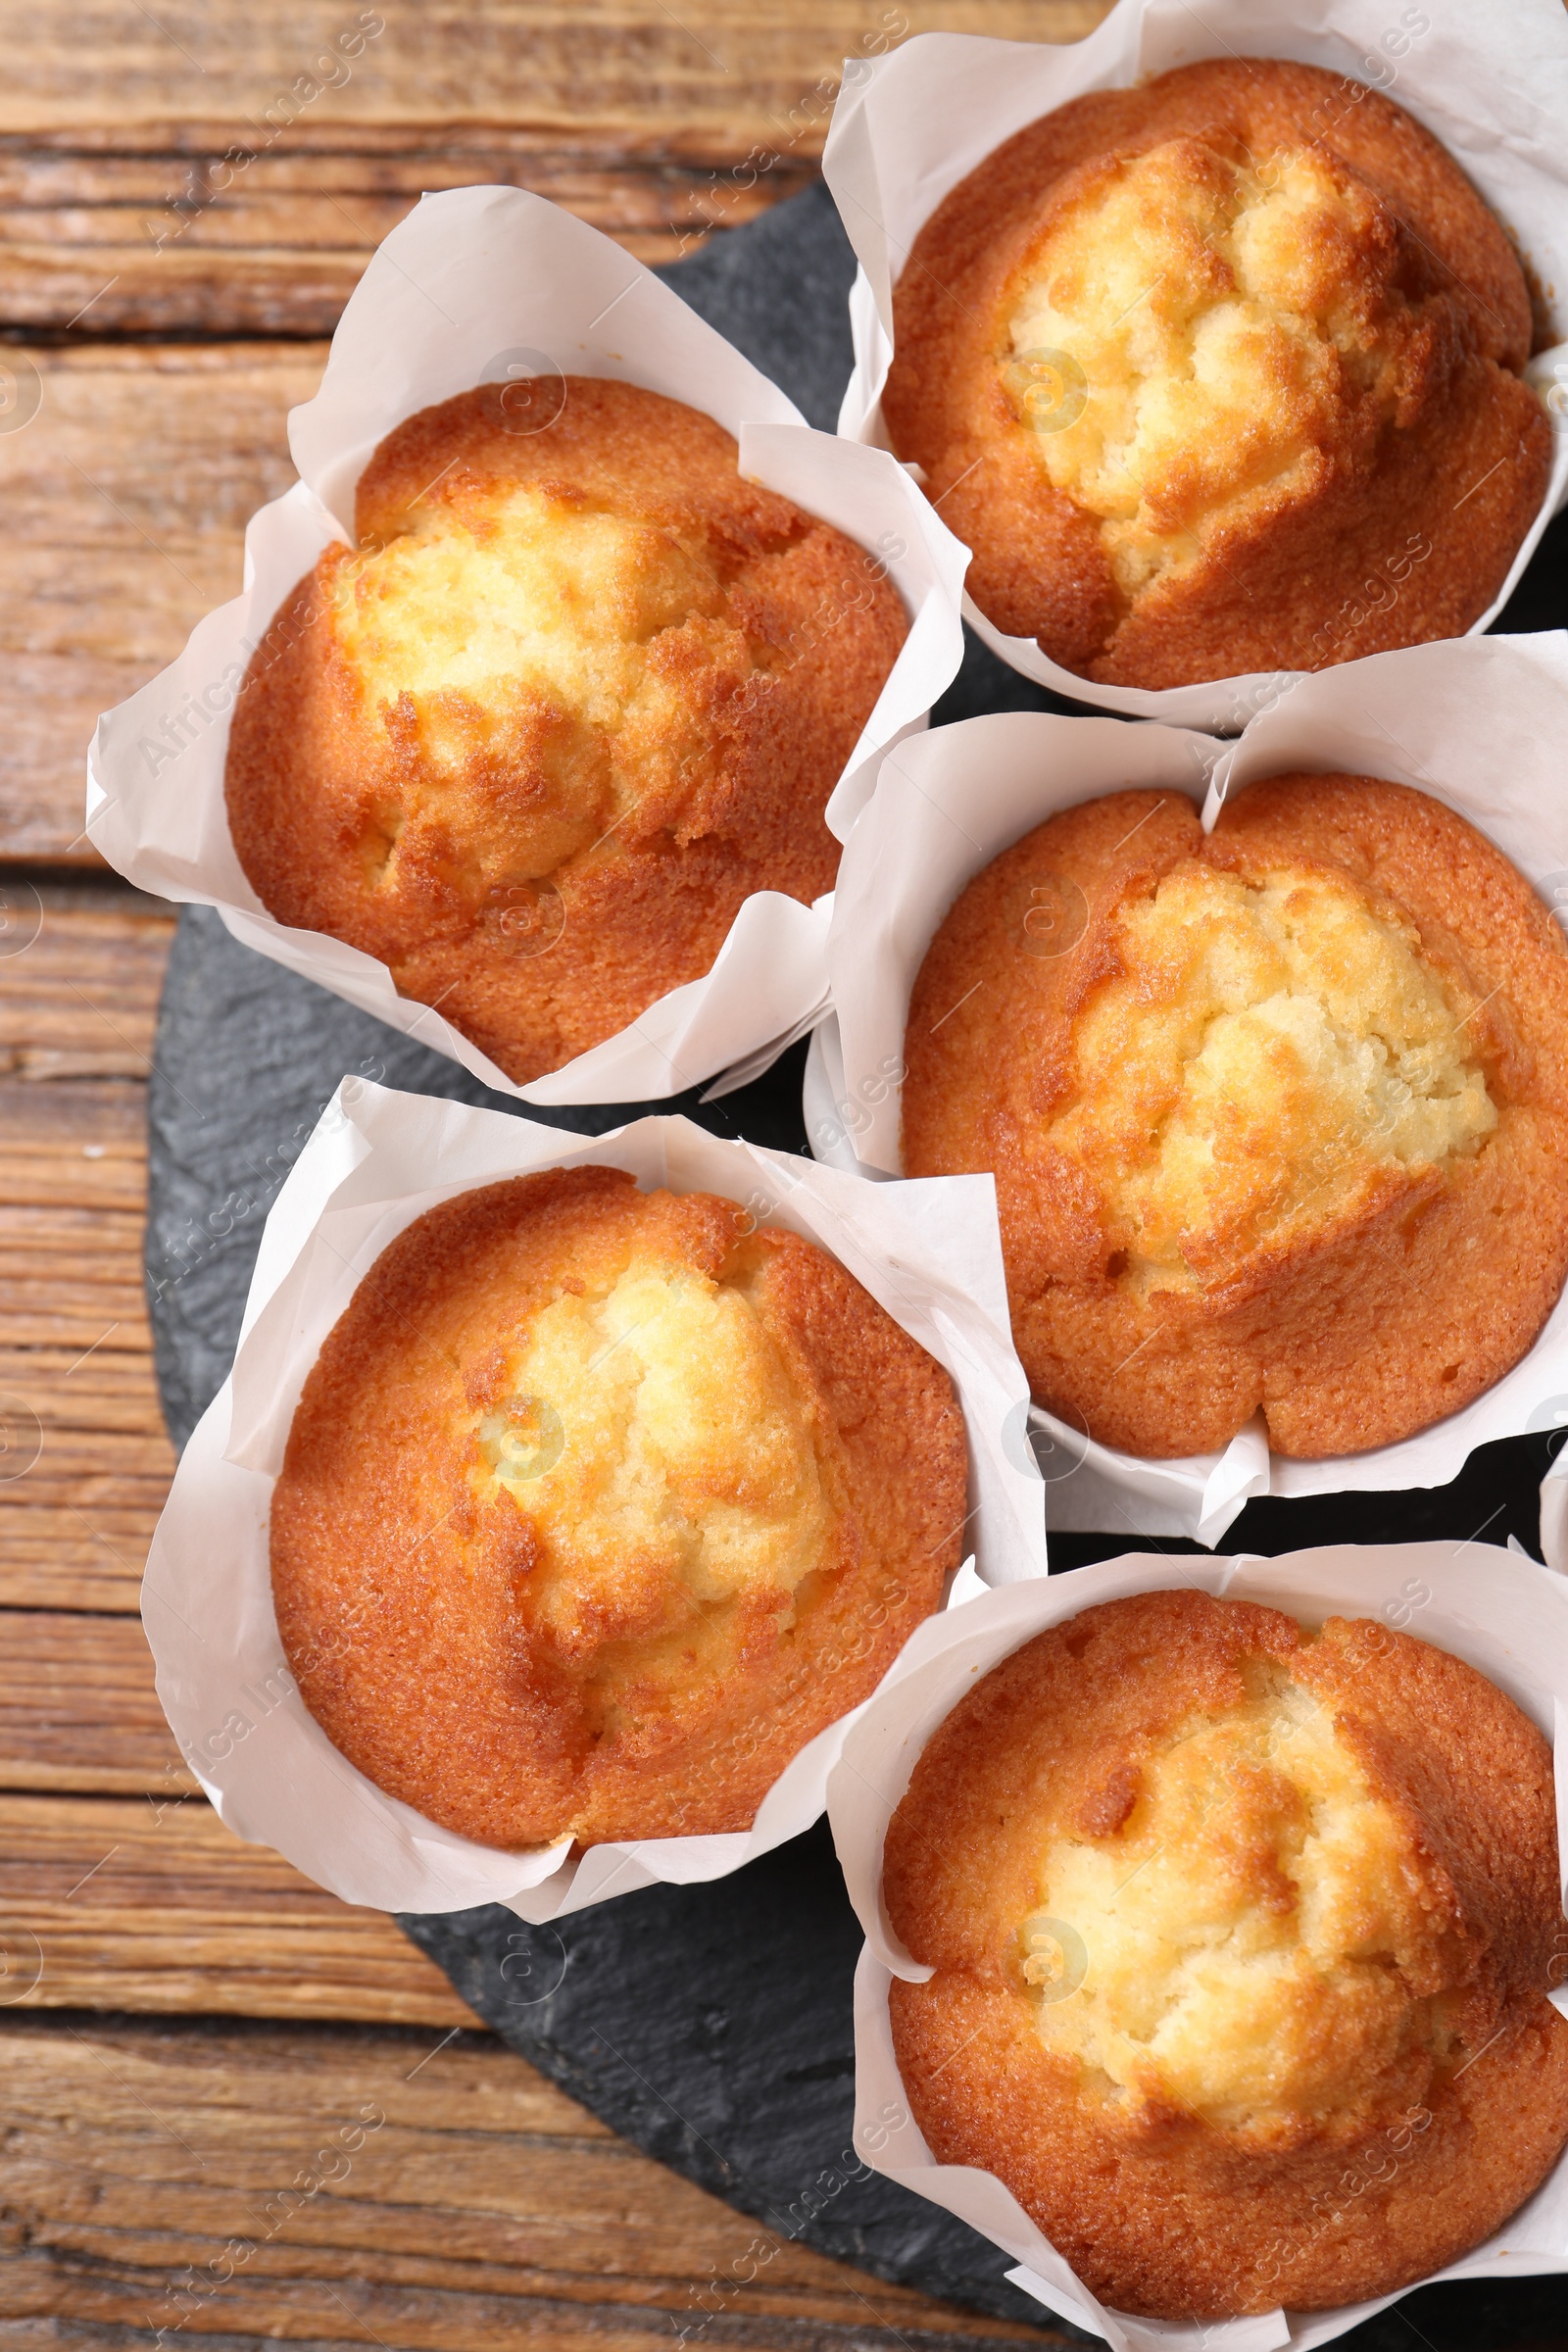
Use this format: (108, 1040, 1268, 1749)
(1046, 861, 1494, 1289)
(466, 1250, 834, 1665)
(1022, 1665, 1454, 2133)
(1005, 140, 1402, 594)
(327, 485, 763, 879)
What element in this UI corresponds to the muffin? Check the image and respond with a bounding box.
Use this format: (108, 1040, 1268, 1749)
(902, 773, 1568, 1458)
(883, 1586, 1568, 2319)
(270, 1165, 966, 1848)
(882, 57, 1549, 689)
(225, 378, 908, 1084)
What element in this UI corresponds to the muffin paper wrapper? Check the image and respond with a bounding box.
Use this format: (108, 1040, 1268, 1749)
(139, 1080, 1048, 1921)
(825, 1544, 1568, 2352)
(82, 184, 969, 1103)
(823, 0, 1568, 731)
(813, 629, 1568, 1543)
(1541, 1457, 1568, 1575)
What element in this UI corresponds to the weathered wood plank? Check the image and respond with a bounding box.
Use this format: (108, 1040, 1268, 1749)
(0, 2015, 1061, 2347)
(0, 1070, 148, 1142)
(0, 904, 174, 1077)
(0, 1315, 172, 1611)
(0, 2, 1105, 333)
(0, 1525, 146, 1615)
(0, 150, 813, 329)
(0, 1794, 483, 2025)
(0, 4, 1102, 140)
(0, 347, 321, 863)
(0, 1611, 193, 1795)
(0, 1238, 156, 1347)
(0, 911, 177, 1608)
(0, 1520, 164, 1615)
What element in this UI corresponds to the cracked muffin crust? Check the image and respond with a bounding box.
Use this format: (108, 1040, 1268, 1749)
(270, 1165, 966, 1848)
(883, 1588, 1568, 2318)
(901, 774, 1568, 1458)
(882, 58, 1549, 688)
(225, 378, 908, 1083)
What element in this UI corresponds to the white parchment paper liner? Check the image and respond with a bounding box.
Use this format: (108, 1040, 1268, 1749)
(84, 184, 969, 1104)
(823, 0, 1568, 732)
(140, 1079, 1048, 1922)
(826, 1543, 1568, 2352)
(813, 630, 1568, 1544)
(1536, 1443, 1568, 1574)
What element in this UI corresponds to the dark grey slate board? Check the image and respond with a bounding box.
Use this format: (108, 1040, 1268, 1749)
(143, 180, 1568, 2346)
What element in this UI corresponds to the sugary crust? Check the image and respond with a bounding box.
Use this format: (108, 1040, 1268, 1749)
(270, 1166, 965, 1848)
(884, 1589, 1568, 2318)
(883, 58, 1548, 687)
(225, 379, 907, 1083)
(901, 773, 1568, 1458)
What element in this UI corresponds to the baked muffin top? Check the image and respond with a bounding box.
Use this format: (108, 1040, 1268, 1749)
(226, 378, 908, 1082)
(270, 1165, 966, 1848)
(884, 1588, 1568, 2317)
(882, 58, 1549, 687)
(1047, 855, 1495, 1292)
(902, 774, 1568, 1458)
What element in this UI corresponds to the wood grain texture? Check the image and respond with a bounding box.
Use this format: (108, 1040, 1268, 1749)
(0, 1612, 191, 1795)
(0, 903, 174, 1079)
(0, 3, 1102, 138)
(0, 2, 1105, 326)
(0, 1794, 483, 2025)
(0, 2016, 1061, 2346)
(0, 348, 320, 863)
(0, 902, 177, 1611)
(0, 148, 815, 329)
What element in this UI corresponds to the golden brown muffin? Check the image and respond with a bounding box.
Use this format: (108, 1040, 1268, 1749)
(884, 1587, 1568, 2319)
(225, 378, 908, 1083)
(270, 1165, 965, 1848)
(902, 773, 1568, 1459)
(882, 58, 1549, 688)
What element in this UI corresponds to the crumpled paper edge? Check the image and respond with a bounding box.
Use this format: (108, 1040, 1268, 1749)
(816, 631, 1568, 1542)
(85, 182, 969, 1104)
(825, 1544, 1568, 2352)
(822, 0, 1568, 731)
(140, 1080, 1049, 1921)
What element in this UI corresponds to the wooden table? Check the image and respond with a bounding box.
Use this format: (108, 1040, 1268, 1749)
(0, 6, 1098, 2342)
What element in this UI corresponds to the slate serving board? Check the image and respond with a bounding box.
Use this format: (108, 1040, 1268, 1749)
(144, 181, 1568, 2346)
